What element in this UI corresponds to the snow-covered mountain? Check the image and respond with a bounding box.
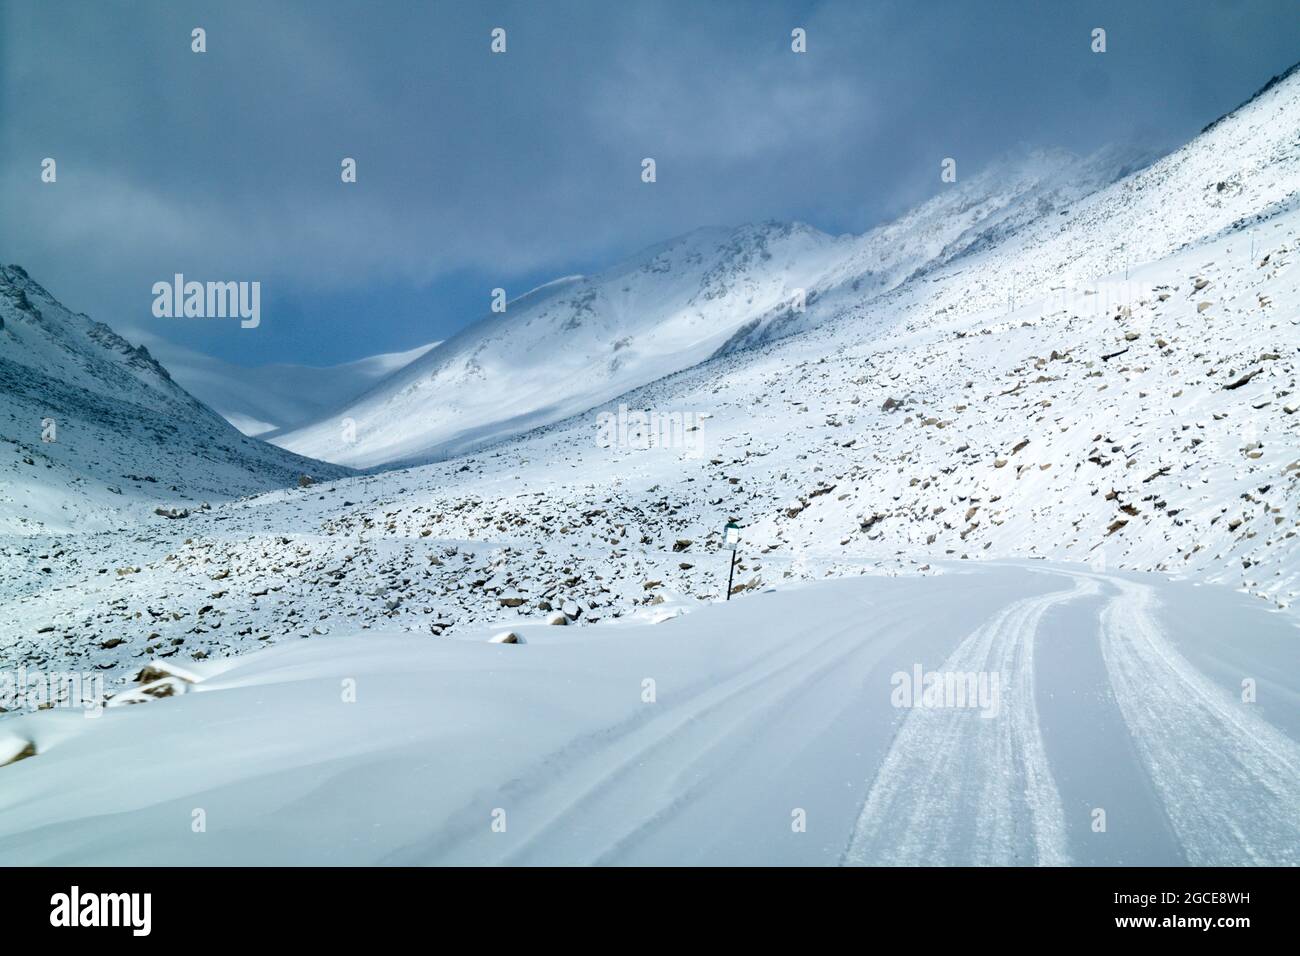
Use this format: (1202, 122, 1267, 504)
(5, 56, 1296, 679)
(3, 63, 1299, 867)
(0, 265, 349, 533)
(271, 223, 848, 467)
(138, 334, 439, 437)
(273, 148, 1150, 469)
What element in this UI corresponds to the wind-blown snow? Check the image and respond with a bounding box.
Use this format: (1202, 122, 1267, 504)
(271, 224, 849, 467)
(138, 334, 439, 437)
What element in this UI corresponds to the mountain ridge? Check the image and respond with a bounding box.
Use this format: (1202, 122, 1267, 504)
(272, 147, 1152, 468)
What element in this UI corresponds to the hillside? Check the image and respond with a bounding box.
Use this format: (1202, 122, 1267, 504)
(0, 265, 349, 533)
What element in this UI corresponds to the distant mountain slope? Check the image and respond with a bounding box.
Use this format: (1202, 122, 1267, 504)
(138, 334, 439, 436)
(272, 223, 848, 466)
(273, 148, 1149, 469)
(0, 265, 349, 533)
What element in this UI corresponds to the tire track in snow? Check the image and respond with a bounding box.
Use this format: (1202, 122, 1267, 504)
(549, 618, 895, 865)
(842, 573, 1097, 866)
(385, 599, 912, 864)
(499, 608, 911, 865)
(1098, 577, 1300, 865)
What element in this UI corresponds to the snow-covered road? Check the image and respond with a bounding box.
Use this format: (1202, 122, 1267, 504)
(844, 574, 1098, 866)
(1097, 576, 1300, 866)
(0, 564, 1295, 866)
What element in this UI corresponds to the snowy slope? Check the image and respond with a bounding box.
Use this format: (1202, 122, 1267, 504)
(716, 145, 1155, 355)
(0, 265, 350, 533)
(272, 224, 849, 467)
(139, 335, 439, 437)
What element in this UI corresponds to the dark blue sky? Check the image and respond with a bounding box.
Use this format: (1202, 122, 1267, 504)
(2, 0, 1296, 367)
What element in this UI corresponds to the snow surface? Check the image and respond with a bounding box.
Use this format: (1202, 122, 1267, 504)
(0, 563, 1295, 865)
(1, 63, 1298, 866)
